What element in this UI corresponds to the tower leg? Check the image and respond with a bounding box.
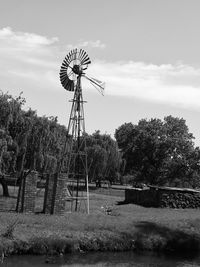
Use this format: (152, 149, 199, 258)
(61, 76, 89, 213)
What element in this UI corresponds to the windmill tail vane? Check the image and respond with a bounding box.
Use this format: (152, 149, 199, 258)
(84, 75, 105, 95)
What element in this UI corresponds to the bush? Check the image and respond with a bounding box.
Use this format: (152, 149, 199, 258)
(1, 220, 18, 239)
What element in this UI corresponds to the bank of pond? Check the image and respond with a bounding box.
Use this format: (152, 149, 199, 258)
(0, 225, 200, 262)
(1, 193, 200, 265)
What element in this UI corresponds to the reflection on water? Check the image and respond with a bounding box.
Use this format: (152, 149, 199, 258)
(2, 251, 200, 267)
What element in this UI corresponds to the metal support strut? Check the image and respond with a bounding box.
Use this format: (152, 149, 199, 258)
(64, 75, 89, 213)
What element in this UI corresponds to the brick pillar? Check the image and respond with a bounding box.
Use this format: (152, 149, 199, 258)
(44, 173, 69, 215)
(53, 173, 68, 215)
(17, 171, 37, 213)
(44, 173, 55, 214)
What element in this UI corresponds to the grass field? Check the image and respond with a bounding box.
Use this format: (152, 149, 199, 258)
(0, 186, 200, 257)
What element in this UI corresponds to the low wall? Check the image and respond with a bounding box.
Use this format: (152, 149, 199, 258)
(125, 186, 200, 208)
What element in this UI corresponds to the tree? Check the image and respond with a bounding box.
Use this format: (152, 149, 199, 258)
(85, 131, 121, 185)
(0, 92, 68, 180)
(115, 116, 200, 187)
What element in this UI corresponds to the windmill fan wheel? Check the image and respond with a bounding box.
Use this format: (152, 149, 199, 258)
(60, 48, 91, 91)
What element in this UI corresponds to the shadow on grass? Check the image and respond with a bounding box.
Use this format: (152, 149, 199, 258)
(133, 221, 200, 256)
(116, 200, 128, 205)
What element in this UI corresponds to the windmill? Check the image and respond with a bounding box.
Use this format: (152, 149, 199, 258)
(59, 48, 105, 213)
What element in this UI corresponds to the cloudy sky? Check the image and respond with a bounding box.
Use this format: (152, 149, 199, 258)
(0, 0, 200, 146)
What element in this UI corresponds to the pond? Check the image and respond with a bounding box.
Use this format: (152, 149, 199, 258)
(2, 252, 200, 267)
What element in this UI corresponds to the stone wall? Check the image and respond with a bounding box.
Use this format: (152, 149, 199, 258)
(125, 186, 200, 208)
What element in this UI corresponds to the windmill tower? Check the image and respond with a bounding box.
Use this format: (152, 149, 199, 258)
(59, 49, 105, 213)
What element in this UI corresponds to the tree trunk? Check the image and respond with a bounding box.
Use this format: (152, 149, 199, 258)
(0, 175, 9, 197)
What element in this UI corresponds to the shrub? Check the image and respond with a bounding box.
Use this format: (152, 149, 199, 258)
(1, 220, 18, 239)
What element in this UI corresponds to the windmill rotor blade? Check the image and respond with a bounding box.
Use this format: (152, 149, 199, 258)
(60, 71, 75, 82)
(79, 50, 87, 61)
(80, 54, 89, 64)
(78, 49, 83, 60)
(65, 54, 70, 62)
(72, 49, 76, 61)
(60, 75, 68, 84)
(60, 69, 68, 75)
(75, 48, 78, 59)
(63, 58, 69, 66)
(69, 51, 74, 62)
(60, 65, 68, 71)
(70, 82, 74, 91)
(63, 57, 71, 67)
(65, 54, 71, 63)
(64, 79, 70, 89)
(81, 53, 88, 60)
(67, 70, 74, 78)
(78, 49, 84, 61)
(62, 58, 68, 66)
(60, 76, 66, 84)
(60, 48, 91, 91)
(60, 70, 67, 76)
(60, 73, 68, 79)
(63, 79, 69, 89)
(69, 50, 73, 59)
(71, 49, 74, 60)
(81, 59, 91, 65)
(61, 77, 74, 91)
(80, 51, 90, 63)
(60, 78, 67, 86)
(60, 72, 67, 78)
(67, 52, 71, 62)
(74, 48, 78, 62)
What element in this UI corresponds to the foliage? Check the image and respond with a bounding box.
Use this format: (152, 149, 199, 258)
(0, 91, 67, 178)
(85, 131, 121, 184)
(0, 92, 121, 185)
(1, 219, 18, 239)
(115, 116, 200, 187)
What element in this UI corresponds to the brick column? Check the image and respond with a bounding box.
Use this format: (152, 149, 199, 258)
(44, 173, 69, 215)
(53, 173, 68, 215)
(17, 171, 37, 213)
(44, 173, 55, 214)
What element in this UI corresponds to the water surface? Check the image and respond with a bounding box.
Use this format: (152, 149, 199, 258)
(2, 252, 200, 267)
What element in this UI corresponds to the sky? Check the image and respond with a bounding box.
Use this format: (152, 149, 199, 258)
(0, 0, 200, 146)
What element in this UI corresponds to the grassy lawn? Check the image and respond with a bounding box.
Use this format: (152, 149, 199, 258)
(0, 188, 200, 256)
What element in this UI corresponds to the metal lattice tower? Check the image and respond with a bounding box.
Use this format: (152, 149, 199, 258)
(59, 48, 105, 213)
(65, 76, 89, 212)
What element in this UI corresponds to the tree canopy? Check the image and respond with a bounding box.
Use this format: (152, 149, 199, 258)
(1, 91, 199, 189)
(85, 130, 121, 185)
(115, 116, 200, 188)
(0, 92, 67, 179)
(0, 92, 121, 185)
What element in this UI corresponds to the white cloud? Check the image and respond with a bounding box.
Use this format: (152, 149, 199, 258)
(0, 27, 200, 112)
(0, 27, 58, 47)
(0, 27, 60, 90)
(66, 40, 106, 50)
(87, 61, 200, 111)
(77, 40, 106, 49)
